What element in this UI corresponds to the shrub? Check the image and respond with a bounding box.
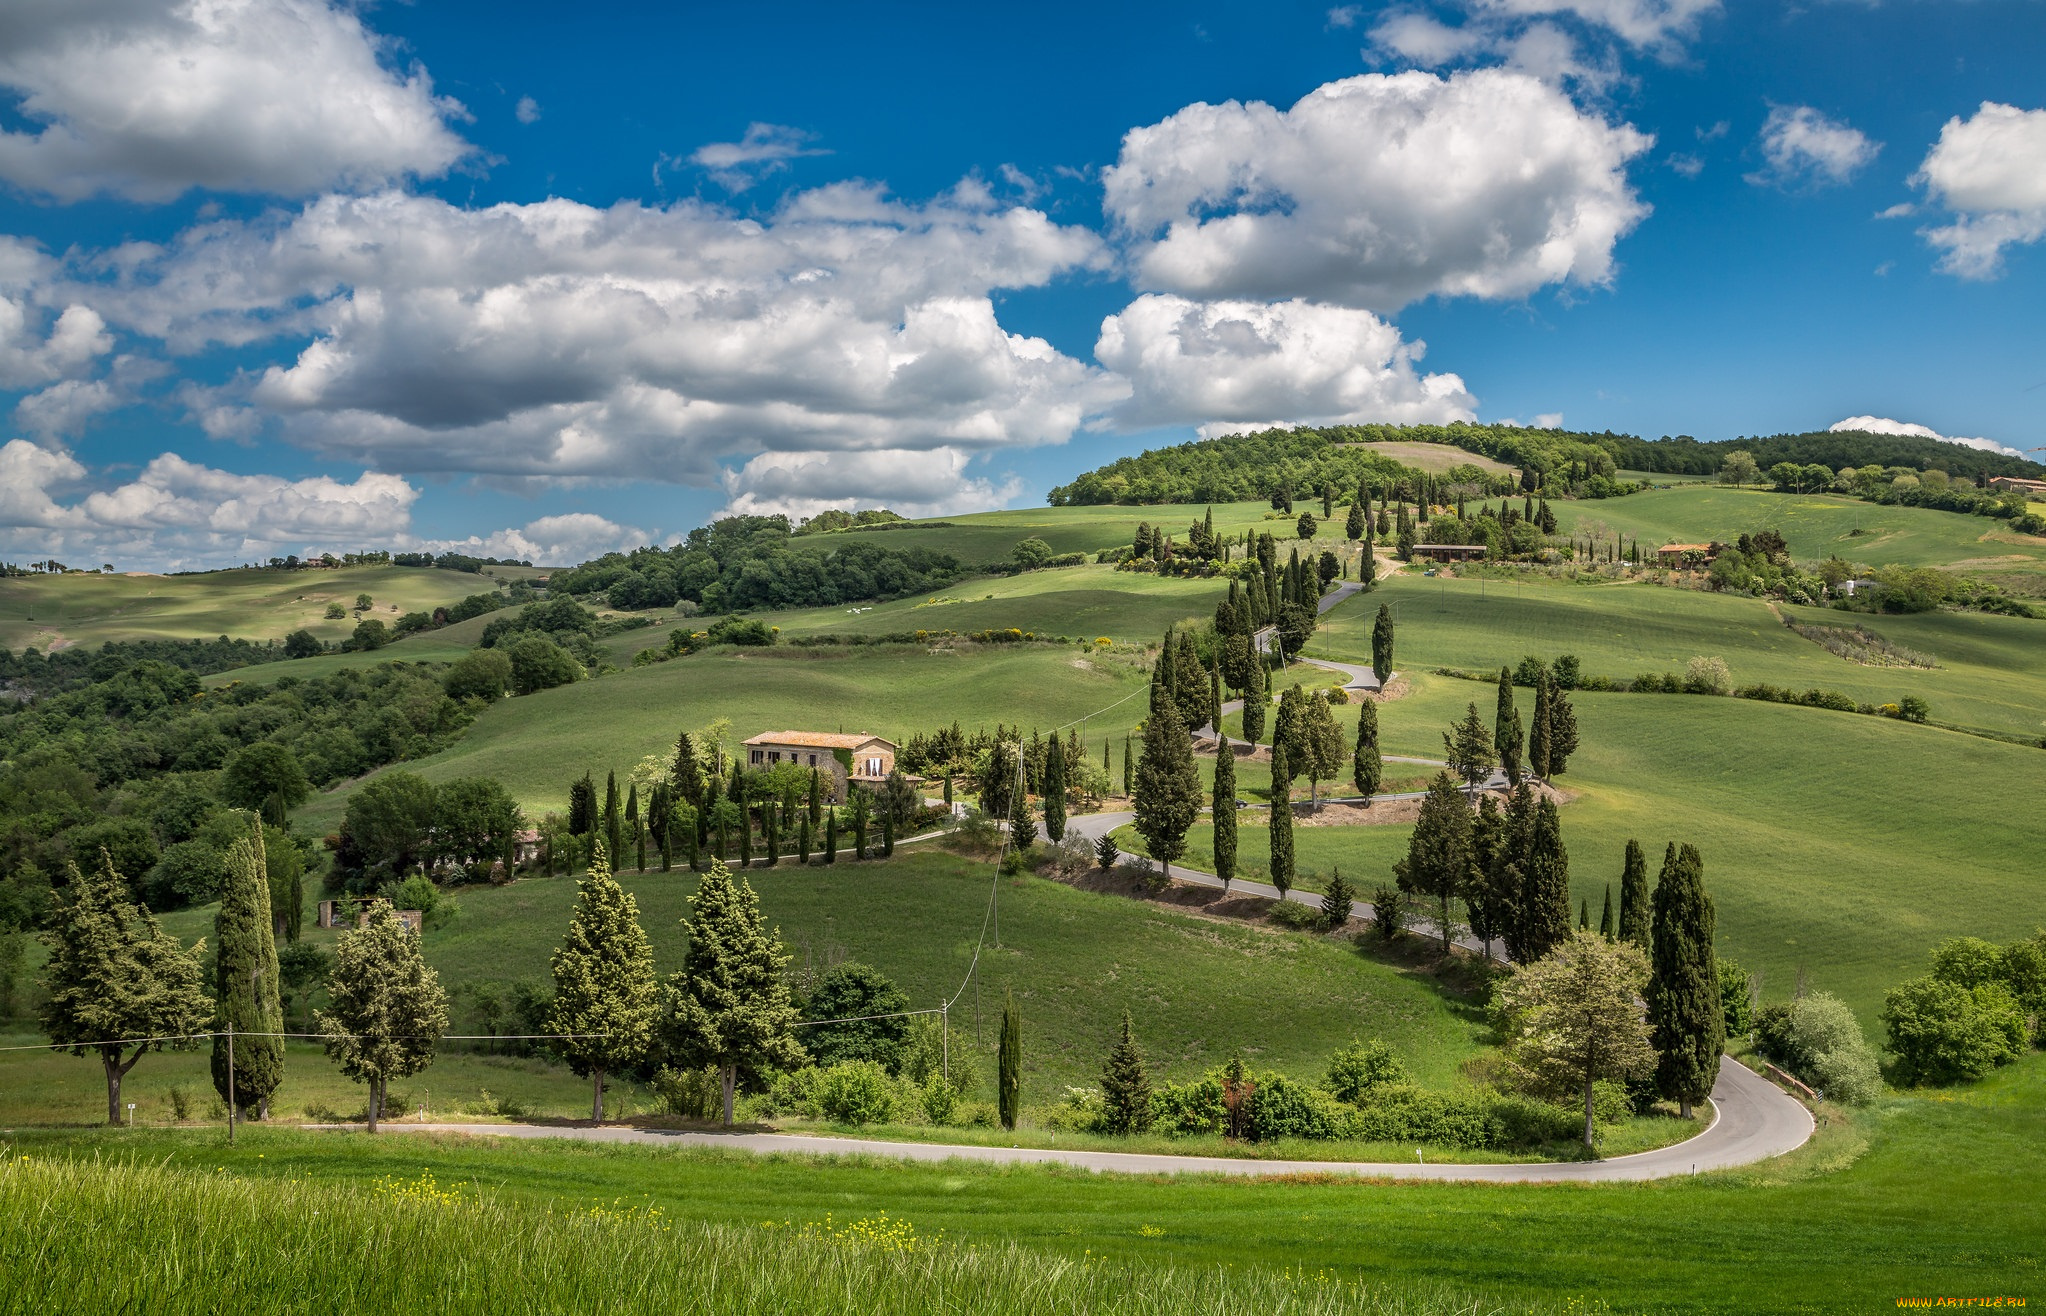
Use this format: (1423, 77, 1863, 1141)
(1683, 655, 1731, 695)
(1882, 977, 2026, 1085)
(919, 1071, 958, 1125)
(652, 1066, 722, 1119)
(1268, 900, 1322, 930)
(1371, 884, 1406, 941)
(1046, 1086, 1106, 1133)
(1151, 1076, 1226, 1136)
(1755, 990, 1883, 1103)
(760, 1065, 823, 1118)
(1246, 1074, 1345, 1141)
(1325, 1039, 1411, 1104)
(815, 1060, 895, 1124)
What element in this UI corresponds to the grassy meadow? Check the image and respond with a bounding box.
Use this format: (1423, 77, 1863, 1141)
(6, 1050, 2041, 1313)
(0, 564, 505, 653)
(1553, 485, 2046, 576)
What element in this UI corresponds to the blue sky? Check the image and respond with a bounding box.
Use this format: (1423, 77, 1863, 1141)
(0, 0, 2041, 568)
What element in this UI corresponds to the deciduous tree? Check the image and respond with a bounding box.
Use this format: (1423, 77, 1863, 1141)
(1496, 930, 1655, 1147)
(317, 905, 449, 1133)
(40, 851, 211, 1125)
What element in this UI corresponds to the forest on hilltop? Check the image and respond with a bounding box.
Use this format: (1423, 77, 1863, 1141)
(1048, 423, 2046, 507)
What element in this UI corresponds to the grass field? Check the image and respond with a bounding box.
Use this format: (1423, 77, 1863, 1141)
(7, 1050, 2041, 1312)
(1313, 572, 2046, 740)
(1336, 441, 1513, 475)
(0, 564, 506, 653)
(1554, 485, 2046, 575)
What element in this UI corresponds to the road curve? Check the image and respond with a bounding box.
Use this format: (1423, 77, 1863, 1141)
(335, 1059, 1810, 1183)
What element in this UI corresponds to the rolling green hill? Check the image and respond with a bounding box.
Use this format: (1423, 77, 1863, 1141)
(0, 565, 509, 653)
(1554, 486, 2046, 576)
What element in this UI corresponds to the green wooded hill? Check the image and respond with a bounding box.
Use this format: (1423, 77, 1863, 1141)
(1602, 427, 2046, 480)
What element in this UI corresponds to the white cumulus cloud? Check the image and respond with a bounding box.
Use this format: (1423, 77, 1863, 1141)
(0, 0, 473, 202)
(1747, 105, 1879, 189)
(721, 448, 1027, 521)
(1469, 0, 1720, 49)
(406, 513, 644, 566)
(689, 123, 829, 191)
(66, 185, 1122, 487)
(1829, 415, 2023, 459)
(1102, 69, 1651, 312)
(1095, 294, 1477, 435)
(1913, 101, 2046, 279)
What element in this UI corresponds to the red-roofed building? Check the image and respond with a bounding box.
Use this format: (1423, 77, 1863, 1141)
(743, 731, 897, 799)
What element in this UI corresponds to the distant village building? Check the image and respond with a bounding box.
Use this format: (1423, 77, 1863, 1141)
(743, 731, 897, 800)
(513, 828, 542, 865)
(1836, 578, 1882, 597)
(1657, 543, 1716, 567)
(1988, 476, 2046, 498)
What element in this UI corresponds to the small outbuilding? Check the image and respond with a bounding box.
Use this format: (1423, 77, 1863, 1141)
(1657, 543, 1716, 567)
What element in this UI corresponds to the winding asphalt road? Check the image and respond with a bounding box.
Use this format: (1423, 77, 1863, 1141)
(333, 1059, 1811, 1182)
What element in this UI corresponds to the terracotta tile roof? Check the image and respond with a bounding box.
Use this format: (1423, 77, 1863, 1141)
(744, 731, 895, 750)
(1659, 543, 1714, 552)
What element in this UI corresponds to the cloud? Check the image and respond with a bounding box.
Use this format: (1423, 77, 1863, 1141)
(1746, 105, 1879, 189)
(1326, 5, 1366, 27)
(689, 122, 828, 191)
(1829, 415, 2022, 458)
(1912, 101, 2046, 279)
(1468, 0, 1720, 49)
(1667, 153, 1704, 177)
(0, 440, 432, 568)
(14, 377, 120, 438)
(0, 299, 111, 388)
(406, 513, 644, 566)
(720, 448, 1027, 521)
(66, 186, 1120, 486)
(0, 0, 472, 203)
(1102, 69, 1651, 313)
(1094, 294, 1477, 434)
(515, 95, 541, 125)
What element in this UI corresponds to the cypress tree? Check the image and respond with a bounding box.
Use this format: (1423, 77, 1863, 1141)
(1241, 653, 1267, 745)
(1208, 665, 1222, 735)
(264, 825, 304, 944)
(998, 988, 1021, 1131)
(1268, 742, 1296, 897)
(673, 732, 705, 808)
(1371, 604, 1395, 684)
(1600, 883, 1615, 938)
(798, 815, 813, 865)
(1042, 737, 1067, 843)
(1150, 627, 1179, 717)
(853, 795, 869, 859)
(547, 841, 659, 1120)
(1444, 701, 1496, 797)
(1174, 630, 1211, 731)
(1494, 667, 1524, 786)
(1122, 736, 1134, 797)
(1466, 793, 1509, 960)
(1529, 677, 1553, 779)
(212, 825, 284, 1119)
(318, 905, 449, 1134)
(824, 810, 838, 864)
(1321, 866, 1355, 929)
(1213, 736, 1238, 893)
(1648, 843, 1723, 1118)
(882, 810, 894, 857)
(762, 801, 779, 867)
(739, 804, 754, 868)
(604, 771, 623, 872)
(1548, 686, 1580, 776)
(1353, 698, 1382, 801)
(667, 860, 806, 1125)
(568, 772, 598, 837)
(625, 780, 639, 842)
(1008, 775, 1035, 850)
(808, 769, 822, 827)
(1516, 798, 1574, 964)
(1133, 697, 1200, 879)
(1618, 840, 1650, 948)
(1394, 773, 1473, 955)
(1099, 1011, 1154, 1133)
(1345, 500, 1365, 541)
(41, 850, 212, 1125)
(1580, 898, 1590, 929)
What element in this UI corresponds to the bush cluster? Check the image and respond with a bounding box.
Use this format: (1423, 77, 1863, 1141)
(1880, 933, 2044, 1086)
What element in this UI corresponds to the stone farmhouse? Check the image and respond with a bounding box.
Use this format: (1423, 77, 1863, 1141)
(743, 731, 898, 800)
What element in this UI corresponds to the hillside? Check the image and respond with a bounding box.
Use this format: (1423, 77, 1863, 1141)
(0, 564, 514, 654)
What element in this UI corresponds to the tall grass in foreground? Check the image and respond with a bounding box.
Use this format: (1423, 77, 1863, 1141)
(0, 1153, 1518, 1316)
